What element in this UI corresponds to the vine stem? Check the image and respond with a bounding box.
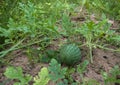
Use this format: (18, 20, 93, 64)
(0, 38, 25, 58)
(0, 37, 50, 58)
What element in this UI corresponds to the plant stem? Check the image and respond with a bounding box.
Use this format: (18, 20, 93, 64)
(89, 46, 93, 63)
(0, 37, 51, 58)
(0, 38, 25, 58)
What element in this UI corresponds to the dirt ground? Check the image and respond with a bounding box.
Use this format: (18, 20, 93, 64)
(0, 14, 120, 85)
(0, 46, 120, 85)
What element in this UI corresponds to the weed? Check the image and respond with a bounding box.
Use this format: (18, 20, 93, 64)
(76, 16, 120, 62)
(61, 14, 74, 36)
(26, 47, 40, 64)
(4, 66, 32, 85)
(77, 60, 89, 84)
(39, 49, 59, 63)
(82, 78, 100, 85)
(66, 68, 75, 80)
(48, 59, 67, 82)
(0, 0, 75, 59)
(77, 60, 89, 76)
(1, 1, 120, 85)
(102, 66, 120, 85)
(33, 67, 50, 85)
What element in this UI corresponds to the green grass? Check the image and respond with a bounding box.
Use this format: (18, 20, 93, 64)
(0, 0, 120, 85)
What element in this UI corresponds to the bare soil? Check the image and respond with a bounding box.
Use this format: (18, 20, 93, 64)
(0, 46, 120, 85)
(0, 14, 120, 85)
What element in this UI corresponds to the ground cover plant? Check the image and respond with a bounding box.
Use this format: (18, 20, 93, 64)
(0, 0, 120, 85)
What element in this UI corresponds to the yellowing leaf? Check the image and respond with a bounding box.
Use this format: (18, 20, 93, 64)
(33, 67, 50, 85)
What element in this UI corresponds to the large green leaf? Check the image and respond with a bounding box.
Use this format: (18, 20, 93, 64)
(48, 59, 67, 82)
(4, 66, 32, 85)
(33, 67, 50, 85)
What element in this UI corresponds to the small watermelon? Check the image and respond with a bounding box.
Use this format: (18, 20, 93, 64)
(59, 44, 81, 65)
